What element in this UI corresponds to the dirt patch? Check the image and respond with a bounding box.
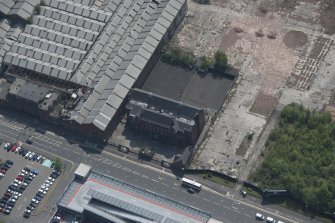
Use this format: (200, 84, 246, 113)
(220, 29, 241, 51)
(250, 93, 277, 116)
(320, 2, 335, 35)
(283, 30, 308, 49)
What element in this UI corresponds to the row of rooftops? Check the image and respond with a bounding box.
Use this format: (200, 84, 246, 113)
(1, 0, 187, 132)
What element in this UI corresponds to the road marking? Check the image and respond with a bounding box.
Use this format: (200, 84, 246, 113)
(151, 179, 159, 182)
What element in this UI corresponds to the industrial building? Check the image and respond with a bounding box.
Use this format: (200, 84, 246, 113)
(58, 164, 213, 223)
(0, 0, 188, 139)
(126, 88, 205, 146)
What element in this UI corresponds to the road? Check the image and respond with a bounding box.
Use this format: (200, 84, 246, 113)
(0, 108, 322, 223)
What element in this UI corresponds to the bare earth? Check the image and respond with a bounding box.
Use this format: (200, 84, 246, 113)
(171, 0, 335, 179)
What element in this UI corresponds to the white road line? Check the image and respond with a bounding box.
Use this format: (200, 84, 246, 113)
(151, 179, 159, 182)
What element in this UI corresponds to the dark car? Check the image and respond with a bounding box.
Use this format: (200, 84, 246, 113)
(3, 208, 10, 215)
(5, 160, 13, 165)
(34, 196, 42, 201)
(21, 150, 28, 156)
(4, 163, 11, 168)
(24, 167, 31, 172)
(29, 202, 37, 208)
(0, 203, 5, 208)
(8, 185, 17, 191)
(7, 201, 15, 207)
(36, 192, 44, 198)
(18, 188, 24, 193)
(4, 192, 12, 197)
(23, 210, 31, 218)
(1, 166, 9, 171)
(20, 185, 27, 190)
(26, 139, 33, 145)
(2, 196, 9, 201)
(0, 169, 6, 174)
(24, 179, 31, 184)
(32, 154, 38, 161)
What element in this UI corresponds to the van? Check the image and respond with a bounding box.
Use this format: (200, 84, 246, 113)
(256, 213, 265, 220)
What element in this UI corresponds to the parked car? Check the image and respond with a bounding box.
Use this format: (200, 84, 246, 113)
(3, 143, 11, 150)
(10, 145, 18, 152)
(3, 208, 10, 214)
(5, 160, 13, 165)
(23, 209, 31, 218)
(256, 213, 265, 220)
(15, 146, 21, 153)
(31, 169, 39, 175)
(34, 196, 42, 201)
(25, 152, 32, 159)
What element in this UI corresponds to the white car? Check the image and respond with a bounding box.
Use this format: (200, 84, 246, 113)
(15, 146, 21, 153)
(31, 199, 39, 204)
(12, 195, 18, 200)
(266, 217, 275, 223)
(46, 181, 53, 186)
(48, 177, 55, 182)
(38, 189, 47, 195)
(25, 152, 31, 159)
(0, 173, 4, 177)
(256, 213, 265, 220)
(13, 183, 18, 187)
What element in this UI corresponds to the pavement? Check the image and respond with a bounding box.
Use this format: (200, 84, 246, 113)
(0, 107, 323, 223)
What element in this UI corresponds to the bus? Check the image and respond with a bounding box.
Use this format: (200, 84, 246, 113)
(181, 177, 202, 191)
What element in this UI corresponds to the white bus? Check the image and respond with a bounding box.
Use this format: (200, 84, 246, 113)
(181, 177, 202, 191)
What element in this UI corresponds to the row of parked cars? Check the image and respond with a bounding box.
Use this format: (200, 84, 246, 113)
(23, 169, 60, 218)
(3, 143, 46, 163)
(0, 160, 13, 180)
(0, 164, 37, 215)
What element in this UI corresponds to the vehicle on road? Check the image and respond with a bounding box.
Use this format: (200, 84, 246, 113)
(181, 177, 201, 192)
(256, 213, 265, 220)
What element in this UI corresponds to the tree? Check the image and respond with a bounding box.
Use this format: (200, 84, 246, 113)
(200, 55, 213, 71)
(213, 50, 228, 73)
(54, 158, 62, 172)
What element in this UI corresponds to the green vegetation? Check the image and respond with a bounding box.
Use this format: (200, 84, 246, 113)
(161, 45, 196, 69)
(213, 51, 228, 73)
(26, 16, 33, 24)
(161, 44, 230, 74)
(54, 157, 62, 172)
(194, 171, 236, 188)
(200, 55, 213, 71)
(252, 103, 335, 213)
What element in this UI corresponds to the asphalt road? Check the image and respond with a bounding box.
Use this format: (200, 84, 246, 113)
(0, 108, 323, 223)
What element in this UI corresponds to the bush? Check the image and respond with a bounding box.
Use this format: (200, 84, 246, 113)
(200, 55, 213, 71)
(54, 158, 62, 172)
(161, 45, 196, 69)
(213, 50, 228, 73)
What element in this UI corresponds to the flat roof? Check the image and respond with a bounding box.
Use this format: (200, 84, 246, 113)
(59, 171, 211, 223)
(74, 163, 92, 178)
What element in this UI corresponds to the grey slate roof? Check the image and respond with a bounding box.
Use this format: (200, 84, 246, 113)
(3, 0, 110, 81)
(71, 0, 187, 131)
(0, 0, 15, 15)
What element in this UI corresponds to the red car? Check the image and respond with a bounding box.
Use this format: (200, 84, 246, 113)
(11, 145, 18, 152)
(16, 176, 24, 181)
(0, 170, 6, 174)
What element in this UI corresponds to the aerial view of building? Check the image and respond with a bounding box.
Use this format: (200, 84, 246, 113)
(0, 0, 334, 222)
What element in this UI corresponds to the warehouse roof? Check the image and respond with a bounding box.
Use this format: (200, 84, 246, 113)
(58, 171, 211, 223)
(71, 0, 187, 131)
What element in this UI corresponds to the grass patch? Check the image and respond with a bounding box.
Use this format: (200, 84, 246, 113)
(242, 186, 263, 199)
(196, 172, 236, 188)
